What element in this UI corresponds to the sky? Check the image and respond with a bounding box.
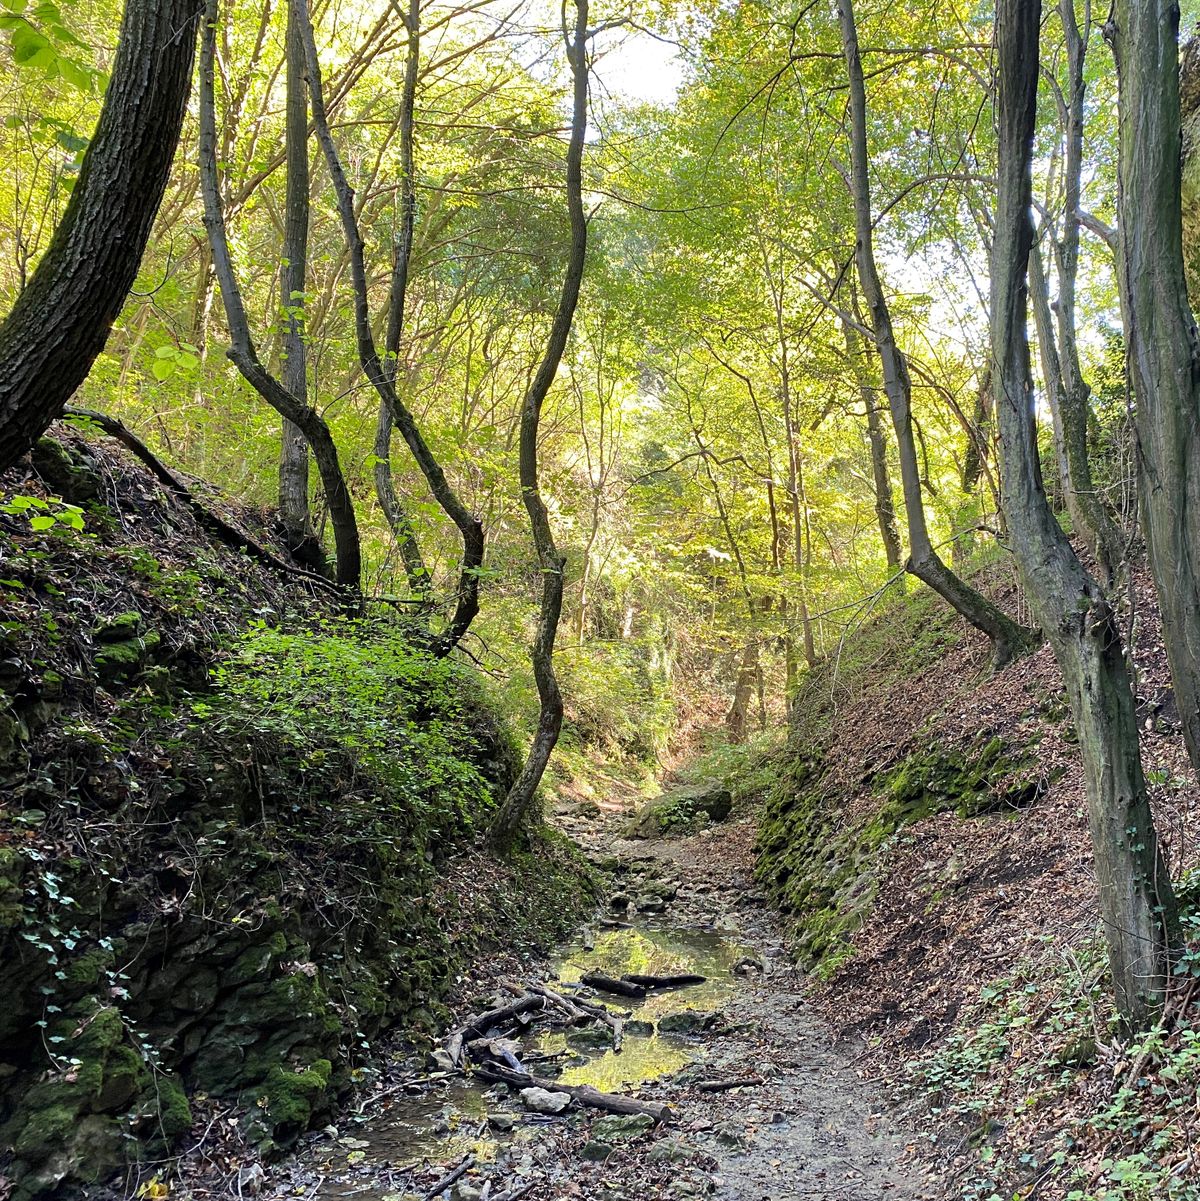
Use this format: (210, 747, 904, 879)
(590, 26, 686, 107)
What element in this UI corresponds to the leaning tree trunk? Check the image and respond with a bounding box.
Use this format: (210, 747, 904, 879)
(278, 0, 324, 571)
(837, 0, 1037, 668)
(993, 0, 1179, 1027)
(0, 0, 204, 472)
(488, 0, 589, 849)
(1107, 0, 1200, 782)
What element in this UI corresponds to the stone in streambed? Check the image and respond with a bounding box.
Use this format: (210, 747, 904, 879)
(592, 1113, 654, 1141)
(626, 781, 733, 839)
(519, 1087, 571, 1115)
(581, 1140, 614, 1162)
(659, 1009, 723, 1035)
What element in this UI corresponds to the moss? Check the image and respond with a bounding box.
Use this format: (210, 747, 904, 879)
(12, 1104, 76, 1158)
(258, 1058, 333, 1132)
(757, 732, 1053, 974)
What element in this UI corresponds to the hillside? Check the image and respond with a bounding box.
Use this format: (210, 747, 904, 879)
(0, 424, 593, 1199)
(757, 559, 1200, 1199)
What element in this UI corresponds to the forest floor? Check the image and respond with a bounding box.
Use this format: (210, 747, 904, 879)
(175, 803, 940, 1201)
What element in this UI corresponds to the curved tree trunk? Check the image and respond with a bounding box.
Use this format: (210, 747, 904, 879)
(198, 0, 362, 593)
(1107, 0, 1200, 781)
(838, 0, 1037, 668)
(298, 0, 483, 656)
(993, 0, 1179, 1026)
(488, 0, 589, 849)
(0, 0, 204, 472)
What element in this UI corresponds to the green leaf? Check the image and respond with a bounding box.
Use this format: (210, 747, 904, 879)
(29, 515, 55, 531)
(151, 358, 176, 381)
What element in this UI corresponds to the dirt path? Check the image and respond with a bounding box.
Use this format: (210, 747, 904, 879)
(248, 810, 939, 1201)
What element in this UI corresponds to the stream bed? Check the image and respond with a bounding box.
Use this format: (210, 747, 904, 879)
(280, 921, 754, 1201)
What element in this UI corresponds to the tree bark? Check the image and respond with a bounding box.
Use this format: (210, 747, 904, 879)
(838, 0, 1037, 668)
(1107, 0, 1200, 780)
(0, 0, 204, 472)
(278, 0, 323, 570)
(198, 0, 361, 593)
(373, 399, 432, 599)
(992, 0, 1179, 1026)
(488, 0, 589, 849)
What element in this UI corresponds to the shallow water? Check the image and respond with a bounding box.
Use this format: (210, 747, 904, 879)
(290, 921, 750, 1198)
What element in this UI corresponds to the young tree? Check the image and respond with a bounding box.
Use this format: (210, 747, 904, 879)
(198, 0, 363, 591)
(277, 0, 322, 569)
(1107, 0, 1200, 781)
(991, 0, 1179, 1025)
(0, 0, 204, 472)
(837, 0, 1037, 667)
(489, 0, 590, 847)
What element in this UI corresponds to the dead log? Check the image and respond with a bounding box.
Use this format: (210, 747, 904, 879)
(472, 1064, 671, 1123)
(624, 973, 707, 989)
(581, 971, 646, 998)
(425, 1154, 473, 1200)
(696, 1075, 764, 1093)
(445, 995, 546, 1067)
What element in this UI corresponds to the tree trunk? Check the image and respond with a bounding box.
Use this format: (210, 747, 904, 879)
(299, 0, 482, 655)
(198, 0, 361, 593)
(992, 0, 1179, 1027)
(1045, 0, 1124, 585)
(1029, 241, 1075, 510)
(489, 0, 589, 849)
(1107, 0, 1200, 780)
(843, 316, 903, 573)
(0, 0, 204, 472)
(278, 0, 323, 571)
(838, 0, 1037, 668)
(373, 399, 432, 600)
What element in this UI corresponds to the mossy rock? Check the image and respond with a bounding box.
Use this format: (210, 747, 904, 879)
(626, 781, 732, 838)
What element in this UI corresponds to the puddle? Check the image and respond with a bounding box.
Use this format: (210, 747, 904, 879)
(286, 921, 750, 1199)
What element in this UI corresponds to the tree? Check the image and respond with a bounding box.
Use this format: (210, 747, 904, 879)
(489, 0, 590, 847)
(0, 0, 204, 472)
(198, 0, 363, 592)
(1107, 0, 1200, 782)
(837, 0, 1037, 668)
(991, 0, 1179, 1025)
(277, 0, 322, 570)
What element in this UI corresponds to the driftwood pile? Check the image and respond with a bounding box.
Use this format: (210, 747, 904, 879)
(439, 971, 708, 1124)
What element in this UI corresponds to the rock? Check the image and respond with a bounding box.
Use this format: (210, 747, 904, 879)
(626, 781, 733, 839)
(581, 1140, 614, 1162)
(647, 1136, 695, 1163)
(659, 1009, 723, 1035)
(567, 1024, 614, 1050)
(487, 1112, 516, 1131)
(714, 1123, 748, 1150)
(425, 1048, 457, 1072)
(625, 1019, 655, 1037)
(609, 893, 632, 910)
(452, 1185, 483, 1201)
(592, 1113, 654, 1141)
(732, 956, 764, 975)
(635, 894, 667, 913)
(519, 1087, 572, 1115)
(237, 1164, 266, 1195)
(1057, 1035, 1098, 1068)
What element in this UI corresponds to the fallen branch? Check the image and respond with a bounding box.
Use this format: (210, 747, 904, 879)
(62, 407, 341, 596)
(424, 1154, 473, 1201)
(581, 971, 646, 998)
(445, 996, 546, 1067)
(624, 973, 707, 990)
(472, 1063, 671, 1123)
(696, 1075, 764, 1093)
